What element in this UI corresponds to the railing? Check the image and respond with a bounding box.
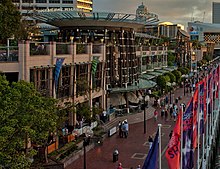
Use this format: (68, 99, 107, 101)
(56, 43, 71, 55)
(76, 44, 88, 54)
(92, 44, 102, 54)
(30, 42, 50, 56)
(0, 46, 18, 62)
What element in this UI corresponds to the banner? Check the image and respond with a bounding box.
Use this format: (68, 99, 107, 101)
(182, 99, 194, 169)
(165, 110, 182, 169)
(54, 58, 65, 89)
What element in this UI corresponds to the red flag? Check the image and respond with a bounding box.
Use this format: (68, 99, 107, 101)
(165, 110, 182, 169)
(204, 77, 207, 121)
(193, 88, 198, 148)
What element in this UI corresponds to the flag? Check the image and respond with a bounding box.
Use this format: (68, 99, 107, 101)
(54, 58, 65, 89)
(142, 129, 159, 169)
(199, 81, 205, 134)
(182, 99, 194, 169)
(204, 76, 207, 122)
(91, 58, 99, 75)
(165, 109, 182, 169)
(192, 89, 198, 148)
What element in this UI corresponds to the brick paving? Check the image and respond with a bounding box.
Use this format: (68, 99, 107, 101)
(66, 87, 192, 169)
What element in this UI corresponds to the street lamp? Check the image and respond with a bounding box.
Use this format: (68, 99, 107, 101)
(83, 136, 91, 169)
(166, 82, 176, 104)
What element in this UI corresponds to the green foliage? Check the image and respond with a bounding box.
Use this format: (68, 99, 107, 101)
(203, 54, 212, 62)
(0, 0, 22, 40)
(178, 67, 190, 75)
(167, 51, 175, 66)
(172, 70, 182, 83)
(0, 75, 59, 168)
(156, 75, 170, 89)
(165, 72, 176, 83)
(76, 103, 91, 120)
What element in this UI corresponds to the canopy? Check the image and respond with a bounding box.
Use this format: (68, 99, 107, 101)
(109, 93, 126, 106)
(127, 92, 139, 104)
(147, 71, 163, 76)
(138, 79, 157, 89)
(139, 73, 156, 80)
(154, 69, 169, 74)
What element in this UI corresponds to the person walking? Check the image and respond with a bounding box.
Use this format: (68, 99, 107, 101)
(154, 110, 158, 121)
(117, 162, 123, 169)
(118, 121, 123, 138)
(165, 109, 168, 121)
(136, 165, 141, 169)
(161, 109, 165, 119)
(148, 135, 153, 149)
(122, 120, 129, 138)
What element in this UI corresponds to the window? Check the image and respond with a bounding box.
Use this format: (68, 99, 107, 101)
(92, 62, 102, 90)
(57, 66, 71, 98)
(36, 0, 47, 3)
(30, 68, 51, 97)
(62, 0, 73, 3)
(76, 64, 89, 97)
(49, 0, 60, 3)
(22, 0, 33, 3)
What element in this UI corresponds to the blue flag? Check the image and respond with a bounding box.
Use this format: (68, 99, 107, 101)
(182, 100, 194, 169)
(54, 58, 65, 89)
(142, 129, 159, 169)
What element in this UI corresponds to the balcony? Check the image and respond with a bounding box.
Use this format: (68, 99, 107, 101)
(0, 46, 18, 62)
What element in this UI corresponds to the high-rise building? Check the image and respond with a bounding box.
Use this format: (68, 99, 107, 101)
(212, 2, 220, 24)
(11, 0, 93, 14)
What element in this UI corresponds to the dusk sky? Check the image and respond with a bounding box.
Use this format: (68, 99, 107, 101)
(93, 0, 214, 29)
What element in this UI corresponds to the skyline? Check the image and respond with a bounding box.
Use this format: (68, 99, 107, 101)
(94, 0, 214, 28)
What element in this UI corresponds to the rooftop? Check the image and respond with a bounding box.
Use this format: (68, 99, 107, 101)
(32, 10, 159, 29)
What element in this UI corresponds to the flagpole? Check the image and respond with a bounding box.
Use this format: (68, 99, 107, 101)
(197, 84, 200, 169)
(158, 124, 162, 169)
(180, 104, 184, 169)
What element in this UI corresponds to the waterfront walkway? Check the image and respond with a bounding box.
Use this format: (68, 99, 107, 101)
(66, 86, 192, 169)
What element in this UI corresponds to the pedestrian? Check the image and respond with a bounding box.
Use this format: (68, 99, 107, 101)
(113, 149, 119, 162)
(165, 109, 168, 121)
(169, 130, 173, 139)
(122, 120, 129, 138)
(148, 135, 153, 149)
(117, 162, 123, 169)
(173, 110, 177, 121)
(169, 106, 173, 119)
(161, 109, 165, 119)
(136, 164, 141, 169)
(165, 95, 169, 105)
(118, 121, 123, 138)
(154, 110, 158, 121)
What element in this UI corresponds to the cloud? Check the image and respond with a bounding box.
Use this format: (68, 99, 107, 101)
(93, 0, 212, 27)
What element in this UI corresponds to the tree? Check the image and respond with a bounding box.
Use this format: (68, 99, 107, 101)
(156, 75, 170, 94)
(0, 0, 22, 41)
(165, 72, 176, 83)
(0, 75, 60, 168)
(167, 51, 176, 66)
(172, 70, 182, 83)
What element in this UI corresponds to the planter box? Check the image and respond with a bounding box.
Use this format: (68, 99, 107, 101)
(48, 140, 59, 154)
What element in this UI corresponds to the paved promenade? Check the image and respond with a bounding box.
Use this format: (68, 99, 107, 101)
(66, 87, 192, 169)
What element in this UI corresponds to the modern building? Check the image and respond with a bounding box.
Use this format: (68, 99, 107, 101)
(0, 10, 168, 127)
(158, 22, 184, 39)
(12, 0, 93, 14)
(188, 21, 219, 57)
(212, 2, 220, 24)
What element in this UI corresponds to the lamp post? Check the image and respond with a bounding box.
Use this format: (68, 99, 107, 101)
(144, 94, 148, 134)
(83, 136, 91, 169)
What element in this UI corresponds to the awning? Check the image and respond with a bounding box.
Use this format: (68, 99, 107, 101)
(155, 69, 169, 74)
(139, 73, 156, 80)
(147, 71, 163, 76)
(138, 79, 157, 89)
(126, 92, 139, 104)
(163, 66, 177, 71)
(111, 85, 138, 93)
(109, 93, 126, 106)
